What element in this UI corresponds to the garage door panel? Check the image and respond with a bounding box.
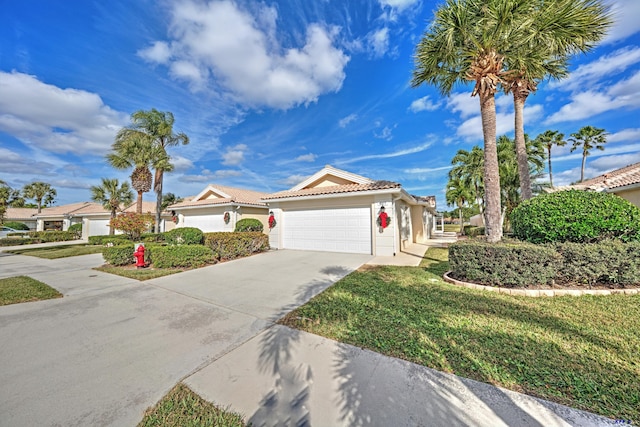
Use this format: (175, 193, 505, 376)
(283, 207, 371, 254)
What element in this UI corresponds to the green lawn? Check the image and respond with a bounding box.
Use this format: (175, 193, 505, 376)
(280, 247, 640, 424)
(139, 383, 246, 427)
(95, 265, 183, 281)
(7, 245, 103, 259)
(0, 276, 62, 305)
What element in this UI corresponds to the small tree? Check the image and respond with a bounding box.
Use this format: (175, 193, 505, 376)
(109, 212, 154, 241)
(23, 182, 57, 213)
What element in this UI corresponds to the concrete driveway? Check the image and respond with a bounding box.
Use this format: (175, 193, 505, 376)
(0, 249, 371, 427)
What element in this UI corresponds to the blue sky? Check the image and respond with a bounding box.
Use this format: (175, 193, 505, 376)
(1, 0, 639, 210)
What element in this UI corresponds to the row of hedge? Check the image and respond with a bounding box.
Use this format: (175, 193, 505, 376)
(448, 239, 640, 288)
(0, 230, 80, 246)
(102, 231, 270, 268)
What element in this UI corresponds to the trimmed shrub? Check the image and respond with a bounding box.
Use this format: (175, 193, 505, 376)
(103, 244, 135, 266)
(0, 238, 36, 246)
(463, 225, 485, 237)
(150, 245, 212, 268)
(3, 221, 29, 230)
(511, 190, 640, 243)
(555, 240, 640, 287)
(165, 227, 203, 245)
(89, 235, 131, 245)
(26, 231, 77, 242)
(448, 240, 559, 287)
(141, 233, 165, 243)
(234, 218, 264, 233)
(68, 223, 82, 239)
(204, 232, 269, 261)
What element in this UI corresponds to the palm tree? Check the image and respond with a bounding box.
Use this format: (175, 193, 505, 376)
(161, 192, 183, 211)
(569, 126, 608, 182)
(90, 178, 134, 235)
(107, 133, 171, 214)
(119, 109, 189, 232)
(22, 182, 57, 213)
(449, 146, 485, 225)
(502, 0, 611, 200)
(535, 130, 566, 188)
(413, 0, 536, 242)
(446, 177, 471, 235)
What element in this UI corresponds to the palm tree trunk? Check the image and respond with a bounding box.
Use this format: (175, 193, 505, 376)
(581, 154, 587, 182)
(109, 210, 116, 235)
(480, 93, 503, 243)
(458, 206, 464, 235)
(548, 148, 554, 188)
(154, 169, 164, 233)
(513, 90, 533, 199)
(137, 192, 143, 214)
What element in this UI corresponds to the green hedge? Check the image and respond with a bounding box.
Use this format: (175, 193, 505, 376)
(449, 240, 640, 288)
(449, 240, 559, 287)
(140, 232, 165, 243)
(511, 190, 640, 243)
(103, 244, 136, 266)
(25, 231, 77, 242)
(0, 238, 36, 246)
(164, 227, 203, 245)
(89, 235, 132, 246)
(3, 221, 29, 230)
(235, 218, 264, 232)
(204, 232, 269, 261)
(463, 225, 485, 237)
(150, 245, 213, 268)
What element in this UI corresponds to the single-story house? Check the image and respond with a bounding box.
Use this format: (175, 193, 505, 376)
(563, 161, 640, 208)
(262, 165, 436, 255)
(168, 185, 269, 232)
(3, 208, 39, 230)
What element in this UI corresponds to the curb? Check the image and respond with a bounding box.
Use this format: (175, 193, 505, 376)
(442, 271, 639, 297)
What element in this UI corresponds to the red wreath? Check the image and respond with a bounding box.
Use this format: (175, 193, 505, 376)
(223, 212, 230, 224)
(377, 211, 390, 228)
(268, 213, 277, 229)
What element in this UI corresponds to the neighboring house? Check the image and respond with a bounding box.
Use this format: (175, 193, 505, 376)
(33, 201, 172, 238)
(564, 162, 640, 208)
(263, 165, 436, 255)
(168, 185, 269, 232)
(3, 208, 39, 230)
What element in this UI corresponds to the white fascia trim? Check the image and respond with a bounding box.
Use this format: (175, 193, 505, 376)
(172, 202, 267, 211)
(290, 166, 372, 191)
(192, 184, 231, 201)
(264, 187, 431, 205)
(607, 182, 640, 193)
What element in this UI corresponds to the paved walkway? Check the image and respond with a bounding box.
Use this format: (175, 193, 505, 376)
(0, 243, 617, 426)
(367, 231, 458, 266)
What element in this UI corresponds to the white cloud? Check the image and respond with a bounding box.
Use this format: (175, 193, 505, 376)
(546, 70, 640, 124)
(336, 141, 432, 165)
(0, 71, 126, 154)
(374, 125, 396, 140)
(409, 96, 440, 113)
(338, 113, 358, 128)
(367, 27, 389, 58)
(608, 128, 640, 142)
(140, 1, 349, 109)
(378, 0, 420, 11)
(295, 153, 317, 162)
(590, 152, 640, 170)
(457, 104, 544, 141)
(554, 143, 640, 163)
(0, 147, 57, 175)
(603, 0, 640, 44)
(222, 144, 248, 166)
(447, 92, 479, 118)
(404, 165, 452, 174)
(549, 46, 640, 92)
(179, 169, 242, 183)
(170, 155, 194, 172)
(280, 174, 309, 187)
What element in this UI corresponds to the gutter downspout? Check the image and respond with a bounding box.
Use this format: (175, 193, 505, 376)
(392, 195, 402, 256)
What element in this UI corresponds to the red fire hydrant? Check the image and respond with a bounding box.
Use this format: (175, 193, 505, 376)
(134, 244, 146, 269)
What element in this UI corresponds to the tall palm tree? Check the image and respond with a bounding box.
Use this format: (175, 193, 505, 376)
(446, 176, 471, 235)
(502, 0, 611, 200)
(569, 126, 608, 182)
(90, 178, 134, 235)
(535, 130, 566, 188)
(22, 182, 57, 213)
(119, 109, 189, 232)
(107, 133, 171, 214)
(413, 0, 537, 242)
(449, 146, 485, 225)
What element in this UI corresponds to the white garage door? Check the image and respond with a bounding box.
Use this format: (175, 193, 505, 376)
(283, 207, 372, 254)
(183, 214, 225, 232)
(88, 219, 111, 237)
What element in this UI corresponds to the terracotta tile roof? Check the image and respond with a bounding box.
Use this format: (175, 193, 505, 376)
(4, 207, 39, 220)
(36, 202, 98, 217)
(579, 162, 640, 190)
(169, 185, 268, 208)
(263, 180, 402, 200)
(122, 201, 165, 214)
(413, 195, 437, 208)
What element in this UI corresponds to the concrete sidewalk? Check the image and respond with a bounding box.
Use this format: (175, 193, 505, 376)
(186, 325, 616, 427)
(367, 232, 458, 266)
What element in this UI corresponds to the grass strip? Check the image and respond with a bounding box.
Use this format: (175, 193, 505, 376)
(95, 265, 183, 281)
(7, 245, 103, 259)
(138, 383, 246, 427)
(280, 247, 640, 424)
(0, 276, 62, 305)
